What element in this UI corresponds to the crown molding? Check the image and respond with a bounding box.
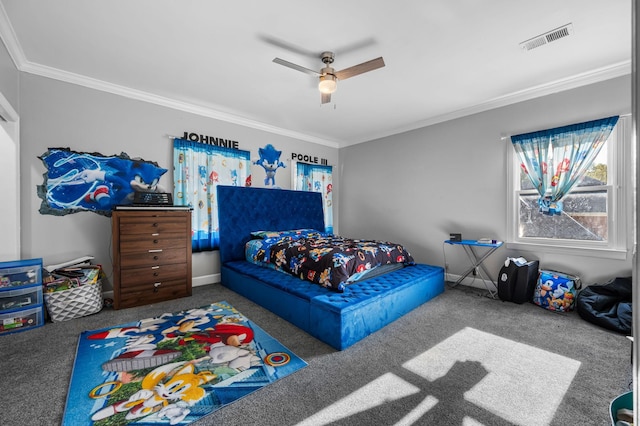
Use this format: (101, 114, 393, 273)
(18, 61, 342, 149)
(23, 58, 628, 150)
(344, 60, 632, 147)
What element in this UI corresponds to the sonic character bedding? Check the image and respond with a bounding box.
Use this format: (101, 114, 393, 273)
(246, 229, 413, 292)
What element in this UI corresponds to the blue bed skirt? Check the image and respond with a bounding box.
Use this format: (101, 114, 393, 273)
(221, 261, 445, 350)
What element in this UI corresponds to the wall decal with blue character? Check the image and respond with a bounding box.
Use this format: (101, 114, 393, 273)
(38, 147, 168, 216)
(254, 144, 285, 187)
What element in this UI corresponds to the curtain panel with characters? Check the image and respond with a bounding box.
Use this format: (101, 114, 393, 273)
(510, 116, 618, 216)
(173, 138, 251, 251)
(294, 162, 333, 233)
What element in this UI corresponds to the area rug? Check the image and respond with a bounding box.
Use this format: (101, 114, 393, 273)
(62, 301, 307, 426)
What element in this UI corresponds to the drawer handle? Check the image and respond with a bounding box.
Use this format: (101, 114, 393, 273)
(151, 266, 160, 270)
(148, 249, 163, 253)
(154, 282, 161, 293)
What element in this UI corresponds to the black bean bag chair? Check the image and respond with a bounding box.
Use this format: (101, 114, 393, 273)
(576, 277, 632, 334)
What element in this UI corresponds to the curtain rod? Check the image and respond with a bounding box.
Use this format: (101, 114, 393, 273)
(501, 113, 630, 141)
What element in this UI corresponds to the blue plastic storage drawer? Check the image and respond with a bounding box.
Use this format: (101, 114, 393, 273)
(0, 258, 43, 288)
(0, 283, 43, 313)
(0, 305, 44, 335)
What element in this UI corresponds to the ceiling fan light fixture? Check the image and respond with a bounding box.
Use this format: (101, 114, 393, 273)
(318, 74, 337, 94)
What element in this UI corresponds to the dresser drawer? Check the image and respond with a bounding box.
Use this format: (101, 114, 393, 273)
(120, 248, 187, 268)
(120, 235, 187, 253)
(118, 279, 191, 309)
(119, 216, 188, 235)
(120, 216, 189, 235)
(120, 263, 188, 287)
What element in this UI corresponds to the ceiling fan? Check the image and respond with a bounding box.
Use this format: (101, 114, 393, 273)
(273, 51, 385, 104)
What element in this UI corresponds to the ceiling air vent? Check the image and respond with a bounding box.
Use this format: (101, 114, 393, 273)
(520, 23, 574, 51)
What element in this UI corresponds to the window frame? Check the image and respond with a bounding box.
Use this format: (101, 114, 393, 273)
(506, 115, 632, 260)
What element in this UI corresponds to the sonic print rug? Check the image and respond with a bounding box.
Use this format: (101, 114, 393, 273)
(63, 301, 307, 426)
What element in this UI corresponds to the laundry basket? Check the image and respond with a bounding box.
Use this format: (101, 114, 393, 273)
(44, 281, 103, 322)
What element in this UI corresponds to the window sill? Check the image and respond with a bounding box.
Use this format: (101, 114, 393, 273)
(506, 241, 628, 260)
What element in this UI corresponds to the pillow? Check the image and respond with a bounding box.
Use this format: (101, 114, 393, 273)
(245, 239, 268, 264)
(250, 229, 323, 239)
(247, 229, 327, 265)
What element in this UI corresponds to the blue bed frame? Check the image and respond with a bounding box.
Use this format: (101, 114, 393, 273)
(217, 186, 445, 350)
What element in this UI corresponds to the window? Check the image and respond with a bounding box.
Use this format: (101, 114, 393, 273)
(506, 115, 632, 258)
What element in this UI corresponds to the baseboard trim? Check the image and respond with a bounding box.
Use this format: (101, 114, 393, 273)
(193, 274, 220, 287)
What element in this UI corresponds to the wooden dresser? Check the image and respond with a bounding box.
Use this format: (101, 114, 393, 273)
(111, 208, 192, 309)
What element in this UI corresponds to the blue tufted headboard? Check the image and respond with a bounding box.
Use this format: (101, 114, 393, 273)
(216, 186, 325, 264)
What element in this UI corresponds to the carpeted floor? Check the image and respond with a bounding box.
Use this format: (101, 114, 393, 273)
(0, 282, 632, 426)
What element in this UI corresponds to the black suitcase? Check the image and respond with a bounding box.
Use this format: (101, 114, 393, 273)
(497, 261, 519, 301)
(497, 259, 539, 304)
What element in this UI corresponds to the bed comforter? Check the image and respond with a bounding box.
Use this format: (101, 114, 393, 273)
(247, 231, 415, 291)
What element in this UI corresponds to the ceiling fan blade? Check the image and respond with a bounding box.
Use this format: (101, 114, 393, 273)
(273, 58, 320, 77)
(321, 92, 331, 104)
(335, 57, 385, 80)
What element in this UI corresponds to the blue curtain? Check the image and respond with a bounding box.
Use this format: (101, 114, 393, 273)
(510, 116, 618, 215)
(173, 138, 251, 251)
(295, 162, 333, 233)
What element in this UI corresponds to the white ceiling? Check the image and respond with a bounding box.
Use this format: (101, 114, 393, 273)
(0, 1, 631, 148)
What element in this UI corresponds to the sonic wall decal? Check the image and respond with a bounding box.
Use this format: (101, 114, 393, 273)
(254, 144, 285, 187)
(38, 148, 168, 216)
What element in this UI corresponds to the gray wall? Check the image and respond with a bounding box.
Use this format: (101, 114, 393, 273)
(18, 73, 339, 290)
(339, 75, 632, 285)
